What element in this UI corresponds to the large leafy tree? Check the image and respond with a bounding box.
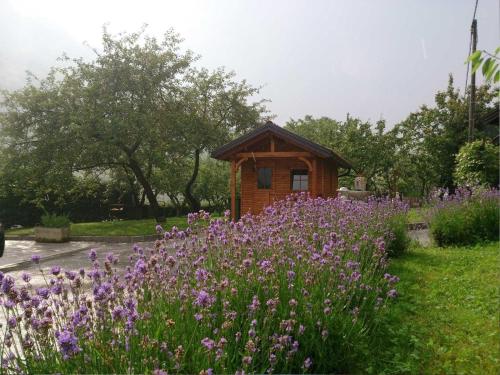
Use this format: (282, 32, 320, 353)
(0, 27, 267, 218)
(175, 68, 267, 211)
(285, 115, 395, 193)
(393, 75, 497, 194)
(1, 28, 193, 219)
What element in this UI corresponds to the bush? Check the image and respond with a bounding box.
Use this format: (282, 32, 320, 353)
(1, 195, 406, 374)
(454, 140, 499, 187)
(385, 213, 411, 257)
(428, 188, 499, 247)
(40, 213, 71, 228)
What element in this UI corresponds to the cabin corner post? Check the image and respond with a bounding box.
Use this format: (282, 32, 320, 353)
(312, 158, 318, 198)
(230, 159, 237, 221)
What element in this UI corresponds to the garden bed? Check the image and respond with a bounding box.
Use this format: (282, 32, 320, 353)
(0, 197, 408, 374)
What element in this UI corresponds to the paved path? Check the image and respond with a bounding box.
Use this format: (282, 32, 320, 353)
(0, 240, 96, 268)
(2, 241, 153, 289)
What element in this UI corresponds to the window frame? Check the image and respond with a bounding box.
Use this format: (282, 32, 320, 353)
(290, 169, 309, 191)
(257, 167, 272, 189)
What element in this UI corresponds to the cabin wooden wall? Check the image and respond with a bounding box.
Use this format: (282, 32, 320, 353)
(240, 158, 339, 216)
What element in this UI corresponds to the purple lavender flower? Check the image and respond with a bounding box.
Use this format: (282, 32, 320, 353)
(55, 329, 80, 359)
(194, 290, 214, 308)
(134, 259, 147, 274)
(36, 287, 50, 299)
(64, 271, 77, 281)
(51, 284, 62, 295)
(31, 255, 41, 264)
(112, 306, 125, 320)
(51, 266, 61, 276)
(194, 313, 203, 321)
(303, 357, 313, 370)
(195, 268, 208, 282)
(21, 272, 31, 283)
(7, 316, 17, 328)
(201, 337, 215, 351)
(387, 289, 398, 298)
(1, 276, 15, 294)
(88, 249, 97, 262)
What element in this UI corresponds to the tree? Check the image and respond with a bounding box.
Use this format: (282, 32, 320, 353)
(175, 68, 267, 211)
(393, 75, 497, 193)
(193, 156, 231, 213)
(0, 27, 268, 218)
(285, 115, 396, 193)
(454, 140, 499, 187)
(1, 27, 195, 220)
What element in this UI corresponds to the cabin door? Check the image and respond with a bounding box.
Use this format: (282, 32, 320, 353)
(254, 160, 274, 213)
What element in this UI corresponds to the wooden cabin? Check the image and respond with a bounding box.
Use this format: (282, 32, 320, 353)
(212, 121, 353, 220)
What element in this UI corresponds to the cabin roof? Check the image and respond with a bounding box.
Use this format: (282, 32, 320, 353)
(212, 121, 353, 169)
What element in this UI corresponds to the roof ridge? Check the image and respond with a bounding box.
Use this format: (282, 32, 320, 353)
(212, 121, 353, 169)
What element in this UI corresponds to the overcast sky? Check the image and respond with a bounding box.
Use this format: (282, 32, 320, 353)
(1, 0, 498, 127)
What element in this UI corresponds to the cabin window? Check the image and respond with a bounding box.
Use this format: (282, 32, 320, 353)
(291, 169, 309, 191)
(257, 168, 272, 189)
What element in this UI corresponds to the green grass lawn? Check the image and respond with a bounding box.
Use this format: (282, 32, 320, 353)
(369, 242, 499, 374)
(6, 216, 199, 237)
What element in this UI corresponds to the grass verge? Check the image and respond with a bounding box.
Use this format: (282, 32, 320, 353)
(5, 217, 193, 237)
(368, 242, 499, 374)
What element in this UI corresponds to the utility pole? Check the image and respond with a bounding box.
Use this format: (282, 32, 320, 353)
(468, 19, 478, 142)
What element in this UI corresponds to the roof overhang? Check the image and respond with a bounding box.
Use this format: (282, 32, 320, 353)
(211, 121, 353, 169)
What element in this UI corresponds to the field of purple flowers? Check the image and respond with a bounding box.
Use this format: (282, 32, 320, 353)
(0, 194, 408, 374)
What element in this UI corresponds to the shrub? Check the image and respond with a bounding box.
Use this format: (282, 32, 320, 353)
(454, 140, 499, 187)
(0, 195, 406, 374)
(40, 213, 71, 228)
(385, 213, 411, 257)
(428, 188, 499, 247)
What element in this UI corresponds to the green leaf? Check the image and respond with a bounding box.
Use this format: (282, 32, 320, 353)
(494, 70, 499, 83)
(485, 63, 498, 81)
(467, 50, 482, 63)
(471, 57, 483, 74)
(481, 58, 492, 76)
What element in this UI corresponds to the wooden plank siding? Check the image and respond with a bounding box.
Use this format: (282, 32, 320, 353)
(240, 156, 338, 216)
(212, 122, 350, 219)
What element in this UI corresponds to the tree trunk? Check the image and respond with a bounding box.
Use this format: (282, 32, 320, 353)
(122, 166, 140, 207)
(185, 148, 201, 212)
(127, 157, 163, 221)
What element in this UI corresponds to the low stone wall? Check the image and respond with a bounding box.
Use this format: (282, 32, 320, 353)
(34, 227, 70, 243)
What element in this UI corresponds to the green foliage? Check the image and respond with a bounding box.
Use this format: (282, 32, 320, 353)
(467, 46, 500, 83)
(385, 213, 410, 257)
(368, 243, 499, 374)
(285, 116, 397, 193)
(194, 156, 230, 212)
(0, 26, 266, 217)
(40, 213, 70, 228)
(454, 140, 499, 187)
(285, 77, 497, 198)
(430, 195, 499, 247)
(393, 75, 497, 194)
